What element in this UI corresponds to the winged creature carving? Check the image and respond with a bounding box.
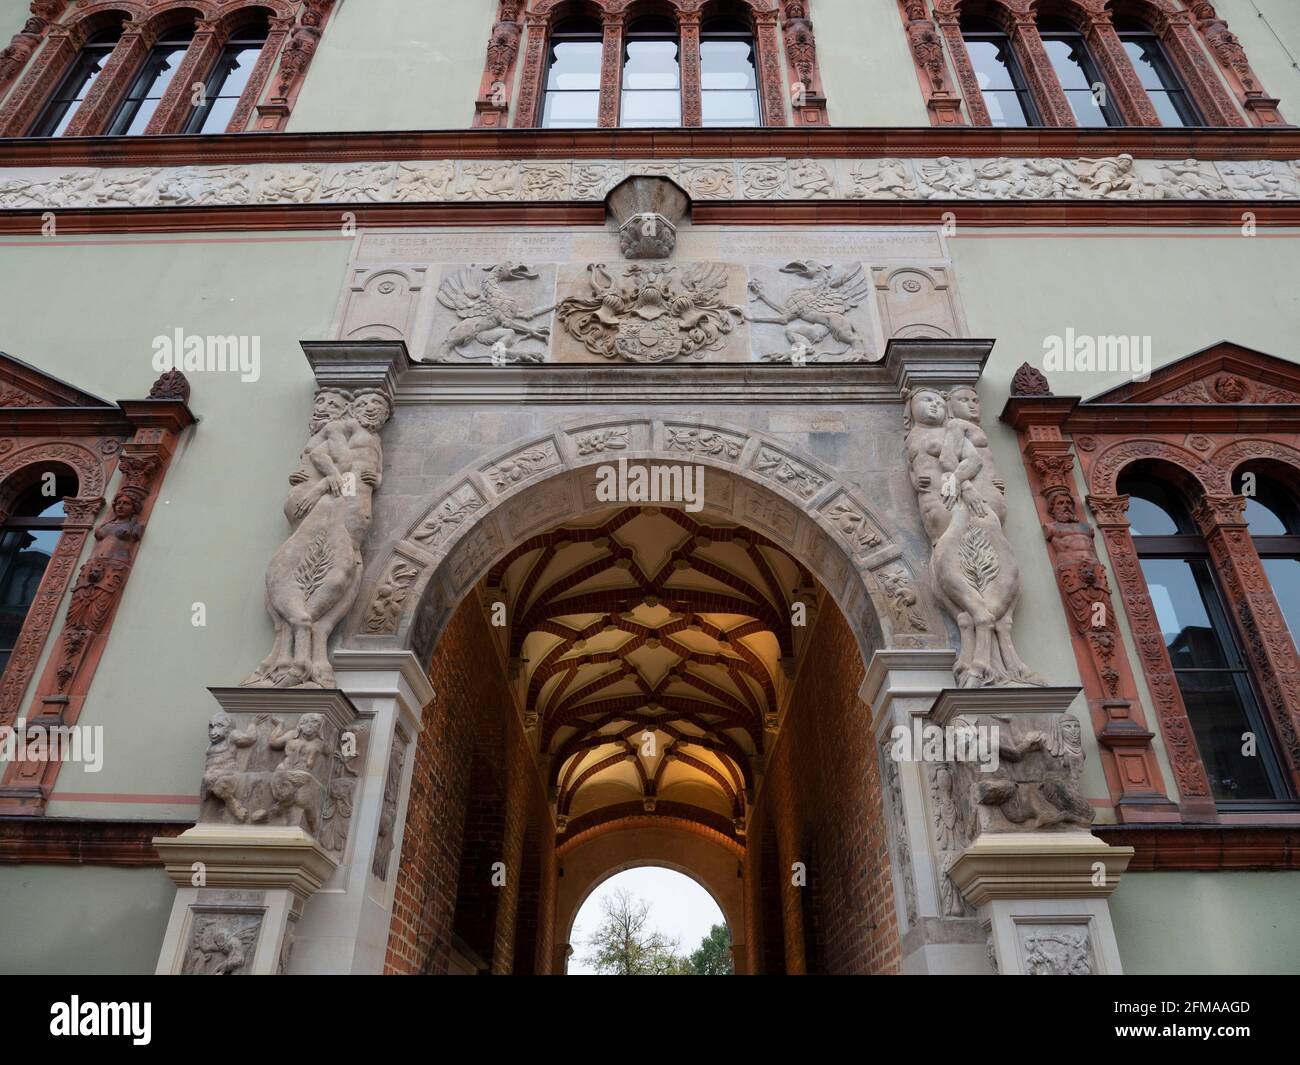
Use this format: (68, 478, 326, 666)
(747, 261, 874, 362)
(437, 262, 554, 363)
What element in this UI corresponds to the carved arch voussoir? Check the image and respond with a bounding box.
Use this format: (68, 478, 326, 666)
(1086, 438, 1214, 498)
(0, 442, 107, 499)
(347, 415, 942, 668)
(1205, 440, 1300, 496)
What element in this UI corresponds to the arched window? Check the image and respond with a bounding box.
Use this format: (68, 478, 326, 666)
(1122, 475, 1290, 802)
(621, 16, 681, 127)
(1236, 472, 1300, 645)
(960, 16, 1036, 128)
(541, 16, 603, 128)
(700, 17, 759, 127)
(1114, 16, 1201, 128)
(108, 22, 195, 136)
(0, 479, 74, 675)
(1038, 17, 1116, 126)
(185, 17, 269, 134)
(31, 28, 122, 138)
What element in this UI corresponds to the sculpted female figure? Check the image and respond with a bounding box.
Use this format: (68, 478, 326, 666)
(245, 388, 392, 689)
(903, 387, 1043, 688)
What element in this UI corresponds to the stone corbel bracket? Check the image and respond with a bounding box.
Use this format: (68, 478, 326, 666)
(885, 335, 992, 395)
(301, 338, 412, 397)
(605, 175, 691, 260)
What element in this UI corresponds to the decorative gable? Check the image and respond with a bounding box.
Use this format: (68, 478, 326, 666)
(0, 352, 114, 410)
(1083, 341, 1300, 406)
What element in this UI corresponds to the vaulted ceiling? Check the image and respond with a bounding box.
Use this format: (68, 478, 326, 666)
(486, 506, 815, 841)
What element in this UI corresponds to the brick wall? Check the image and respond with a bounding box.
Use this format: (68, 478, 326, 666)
(384, 595, 557, 974)
(743, 602, 900, 974)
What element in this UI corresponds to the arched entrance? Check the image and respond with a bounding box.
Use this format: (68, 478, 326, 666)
(354, 419, 934, 973)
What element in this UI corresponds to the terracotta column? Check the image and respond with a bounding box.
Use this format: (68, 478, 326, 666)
(1086, 494, 1218, 821)
(143, 17, 224, 135)
(512, 11, 550, 128)
(62, 17, 156, 136)
(752, 11, 787, 127)
(1080, 9, 1160, 126)
(227, 16, 292, 133)
(679, 10, 701, 127)
(0, 0, 66, 99)
(933, 4, 988, 126)
(1156, 8, 1245, 127)
(1192, 495, 1300, 795)
(1007, 12, 1074, 127)
(0, 21, 83, 136)
(1190, 2, 1286, 127)
(596, 10, 624, 128)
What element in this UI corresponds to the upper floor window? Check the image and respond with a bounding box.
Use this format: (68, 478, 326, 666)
(31, 29, 120, 138)
(1122, 475, 1291, 804)
(621, 17, 681, 127)
(1037, 17, 1116, 127)
(960, 16, 1035, 128)
(1237, 472, 1300, 645)
(108, 23, 195, 136)
(540, 16, 603, 129)
(1115, 16, 1202, 128)
(185, 17, 269, 134)
(700, 18, 759, 127)
(0, 481, 73, 674)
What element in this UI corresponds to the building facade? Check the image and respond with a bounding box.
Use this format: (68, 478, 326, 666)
(0, 0, 1298, 975)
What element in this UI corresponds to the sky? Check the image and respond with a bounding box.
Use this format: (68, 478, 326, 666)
(567, 867, 725, 975)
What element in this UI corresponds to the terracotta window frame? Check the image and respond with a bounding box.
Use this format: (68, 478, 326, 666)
(510, 0, 810, 130)
(919, 0, 1280, 129)
(1002, 344, 1300, 826)
(0, 0, 330, 138)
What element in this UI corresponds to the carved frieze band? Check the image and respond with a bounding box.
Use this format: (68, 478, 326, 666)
(3, 155, 1298, 212)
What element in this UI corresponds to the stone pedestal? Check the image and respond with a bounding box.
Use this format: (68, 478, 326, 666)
(154, 824, 335, 975)
(949, 832, 1131, 975)
(286, 650, 430, 974)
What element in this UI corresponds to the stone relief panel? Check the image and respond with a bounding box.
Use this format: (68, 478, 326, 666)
(337, 267, 428, 342)
(183, 910, 263, 976)
(2, 156, 1296, 211)
(429, 262, 557, 364)
(553, 262, 748, 364)
(1019, 925, 1095, 976)
(872, 265, 961, 340)
(746, 262, 880, 363)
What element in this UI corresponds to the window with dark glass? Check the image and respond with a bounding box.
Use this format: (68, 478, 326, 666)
(541, 17, 603, 128)
(184, 18, 268, 134)
(1236, 472, 1300, 649)
(1123, 477, 1290, 803)
(960, 16, 1036, 127)
(700, 18, 759, 127)
(31, 29, 122, 137)
(621, 17, 681, 127)
(1114, 17, 1201, 128)
(0, 480, 74, 674)
(1038, 16, 1117, 127)
(107, 24, 195, 136)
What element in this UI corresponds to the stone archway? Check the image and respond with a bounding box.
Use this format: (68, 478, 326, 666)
(347, 414, 945, 668)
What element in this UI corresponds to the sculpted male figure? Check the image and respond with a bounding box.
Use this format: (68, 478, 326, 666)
(261, 713, 328, 834)
(201, 710, 262, 824)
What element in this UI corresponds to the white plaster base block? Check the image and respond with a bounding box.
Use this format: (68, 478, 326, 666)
(287, 650, 431, 974)
(983, 898, 1124, 976)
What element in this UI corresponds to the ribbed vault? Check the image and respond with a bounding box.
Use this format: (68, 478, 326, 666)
(486, 505, 816, 839)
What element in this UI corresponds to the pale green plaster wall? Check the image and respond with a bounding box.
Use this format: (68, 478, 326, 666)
(286, 0, 494, 132)
(0, 232, 350, 821)
(1111, 871, 1300, 974)
(811, 0, 933, 127)
(952, 228, 1300, 810)
(0, 864, 173, 974)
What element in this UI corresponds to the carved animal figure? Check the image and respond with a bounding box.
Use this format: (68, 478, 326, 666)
(747, 261, 872, 362)
(437, 262, 553, 362)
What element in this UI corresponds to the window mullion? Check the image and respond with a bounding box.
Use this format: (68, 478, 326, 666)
(1079, 12, 1161, 126)
(597, 12, 624, 128)
(680, 13, 701, 127)
(62, 20, 154, 137)
(144, 19, 225, 135)
(1005, 14, 1075, 127)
